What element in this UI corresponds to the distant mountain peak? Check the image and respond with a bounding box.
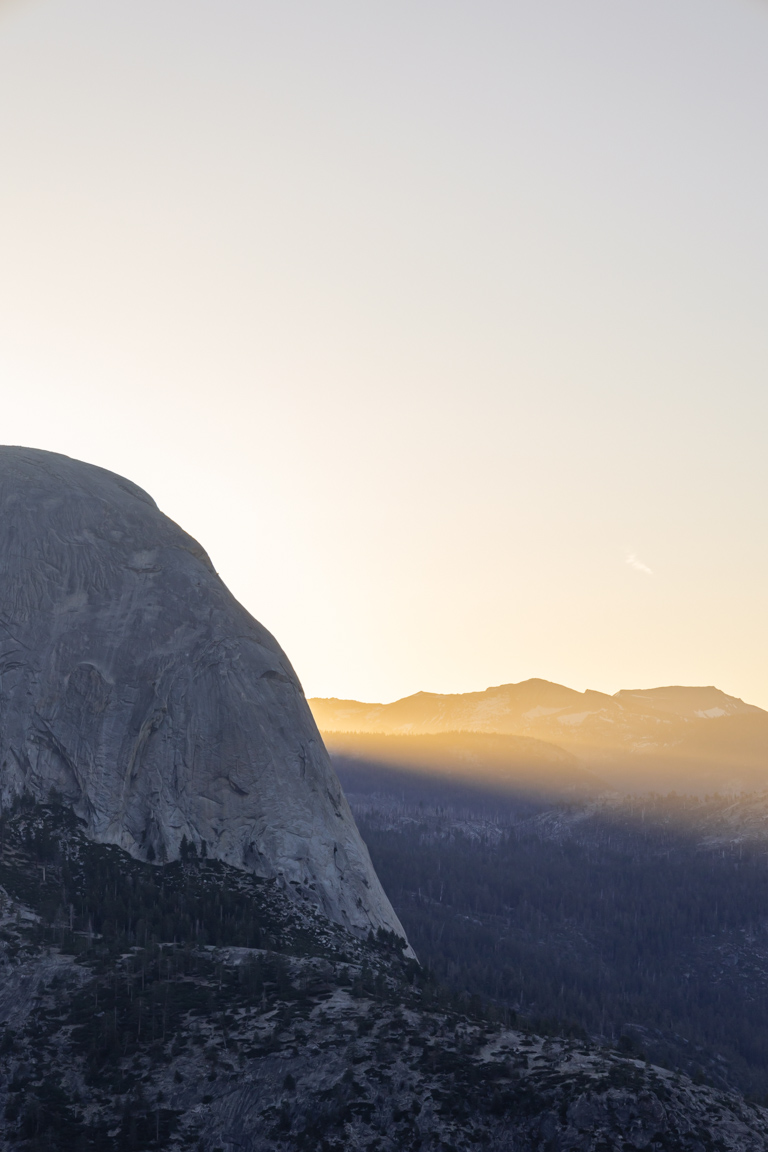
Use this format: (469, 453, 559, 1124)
(309, 678, 768, 794)
(613, 685, 762, 720)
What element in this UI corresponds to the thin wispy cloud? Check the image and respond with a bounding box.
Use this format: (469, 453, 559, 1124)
(625, 551, 653, 576)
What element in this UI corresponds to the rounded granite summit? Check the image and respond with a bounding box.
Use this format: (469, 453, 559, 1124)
(0, 446, 406, 942)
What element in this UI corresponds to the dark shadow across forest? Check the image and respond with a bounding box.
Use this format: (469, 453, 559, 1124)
(335, 756, 768, 1100)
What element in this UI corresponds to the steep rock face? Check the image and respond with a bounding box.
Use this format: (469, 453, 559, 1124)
(0, 446, 407, 941)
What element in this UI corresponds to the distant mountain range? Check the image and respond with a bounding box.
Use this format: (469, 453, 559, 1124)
(310, 680, 768, 793)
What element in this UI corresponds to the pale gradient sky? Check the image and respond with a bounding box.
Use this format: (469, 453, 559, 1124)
(1, 0, 767, 706)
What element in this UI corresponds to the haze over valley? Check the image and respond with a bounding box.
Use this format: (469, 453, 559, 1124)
(311, 680, 768, 795)
(317, 684, 768, 1100)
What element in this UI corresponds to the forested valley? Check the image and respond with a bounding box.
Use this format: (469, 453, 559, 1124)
(335, 758, 768, 1101)
(5, 794, 760, 1151)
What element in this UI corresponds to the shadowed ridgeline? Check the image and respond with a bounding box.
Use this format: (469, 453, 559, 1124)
(325, 729, 606, 808)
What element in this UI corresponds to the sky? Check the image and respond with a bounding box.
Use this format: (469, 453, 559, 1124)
(0, 0, 766, 707)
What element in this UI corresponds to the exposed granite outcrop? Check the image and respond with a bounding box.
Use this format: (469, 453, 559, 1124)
(0, 804, 765, 1152)
(0, 446, 406, 941)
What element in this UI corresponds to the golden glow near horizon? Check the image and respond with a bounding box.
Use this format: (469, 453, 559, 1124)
(0, 0, 767, 707)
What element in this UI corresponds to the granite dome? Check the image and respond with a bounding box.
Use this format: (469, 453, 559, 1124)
(0, 447, 406, 942)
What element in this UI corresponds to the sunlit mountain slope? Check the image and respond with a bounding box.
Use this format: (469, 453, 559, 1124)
(310, 681, 768, 793)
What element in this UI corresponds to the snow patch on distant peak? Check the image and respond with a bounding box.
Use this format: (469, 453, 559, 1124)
(557, 712, 596, 726)
(523, 706, 565, 720)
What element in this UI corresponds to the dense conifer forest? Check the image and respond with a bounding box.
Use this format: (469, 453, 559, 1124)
(337, 762, 768, 1100)
(0, 792, 766, 1150)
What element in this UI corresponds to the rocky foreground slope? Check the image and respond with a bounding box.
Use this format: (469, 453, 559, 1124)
(0, 447, 403, 940)
(0, 800, 766, 1152)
